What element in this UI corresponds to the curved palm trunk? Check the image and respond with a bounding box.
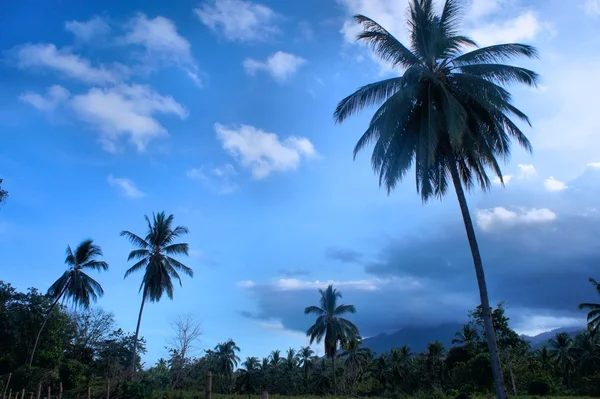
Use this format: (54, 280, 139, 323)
(449, 163, 508, 399)
(28, 284, 69, 366)
(130, 291, 147, 377)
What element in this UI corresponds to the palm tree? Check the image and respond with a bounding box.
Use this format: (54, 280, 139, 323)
(333, 1, 539, 397)
(549, 332, 574, 388)
(305, 284, 359, 394)
(573, 329, 600, 374)
(239, 356, 260, 399)
(389, 345, 412, 388)
(452, 324, 479, 353)
(215, 339, 241, 393)
(29, 239, 108, 366)
(121, 212, 193, 375)
(579, 278, 600, 335)
(341, 337, 371, 392)
(298, 346, 315, 393)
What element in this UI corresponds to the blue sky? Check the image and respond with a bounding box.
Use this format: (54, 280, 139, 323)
(1, 0, 600, 365)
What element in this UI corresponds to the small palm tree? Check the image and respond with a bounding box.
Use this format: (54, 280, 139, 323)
(215, 339, 241, 393)
(579, 278, 600, 335)
(29, 239, 108, 366)
(549, 332, 574, 388)
(573, 329, 600, 373)
(305, 284, 359, 394)
(298, 346, 315, 393)
(333, 1, 539, 397)
(239, 356, 260, 399)
(341, 336, 371, 392)
(121, 212, 193, 375)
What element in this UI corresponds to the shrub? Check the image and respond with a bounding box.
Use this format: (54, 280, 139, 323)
(528, 377, 551, 396)
(455, 392, 471, 399)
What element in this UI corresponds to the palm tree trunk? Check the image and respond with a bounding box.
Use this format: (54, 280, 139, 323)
(28, 285, 69, 366)
(449, 163, 508, 399)
(331, 355, 336, 395)
(130, 291, 147, 376)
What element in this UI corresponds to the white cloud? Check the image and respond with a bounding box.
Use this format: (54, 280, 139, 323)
(214, 123, 316, 179)
(71, 84, 187, 152)
(492, 174, 513, 185)
(187, 163, 238, 194)
(19, 85, 70, 111)
(236, 280, 256, 288)
(257, 320, 308, 340)
(243, 51, 306, 83)
(587, 162, 600, 169)
(107, 174, 146, 198)
(65, 16, 110, 42)
(194, 0, 279, 42)
(544, 176, 568, 192)
(517, 164, 537, 179)
(15, 43, 125, 84)
(476, 207, 557, 231)
(469, 11, 542, 46)
(124, 14, 193, 65)
(584, 0, 600, 16)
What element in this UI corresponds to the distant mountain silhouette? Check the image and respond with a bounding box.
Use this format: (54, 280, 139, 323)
(362, 324, 586, 355)
(520, 327, 585, 350)
(363, 323, 464, 355)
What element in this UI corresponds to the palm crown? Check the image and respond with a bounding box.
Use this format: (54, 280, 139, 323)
(304, 285, 359, 357)
(48, 239, 109, 308)
(122, 212, 193, 301)
(334, 0, 539, 200)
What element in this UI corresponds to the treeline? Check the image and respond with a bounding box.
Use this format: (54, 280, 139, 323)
(2, 280, 600, 399)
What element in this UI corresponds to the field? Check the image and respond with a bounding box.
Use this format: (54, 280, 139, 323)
(148, 395, 596, 399)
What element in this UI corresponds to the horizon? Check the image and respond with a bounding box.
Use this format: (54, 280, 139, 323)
(2, 0, 600, 366)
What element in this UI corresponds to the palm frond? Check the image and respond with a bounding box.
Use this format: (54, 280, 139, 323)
(165, 256, 193, 278)
(354, 14, 422, 70)
(120, 230, 150, 249)
(164, 243, 189, 256)
(334, 77, 405, 123)
(458, 64, 539, 87)
(124, 258, 149, 280)
(304, 305, 325, 315)
(127, 249, 151, 261)
(454, 43, 539, 65)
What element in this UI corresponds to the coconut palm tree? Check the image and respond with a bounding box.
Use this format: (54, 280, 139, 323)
(298, 346, 315, 393)
(549, 332, 574, 388)
(579, 278, 600, 335)
(572, 329, 600, 374)
(121, 212, 193, 375)
(29, 239, 108, 366)
(215, 339, 241, 393)
(305, 284, 359, 394)
(333, 1, 539, 397)
(239, 356, 260, 399)
(341, 337, 371, 392)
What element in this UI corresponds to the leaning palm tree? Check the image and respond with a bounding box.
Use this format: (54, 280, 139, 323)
(29, 239, 108, 366)
(122, 212, 193, 375)
(579, 277, 600, 335)
(333, 1, 539, 397)
(305, 284, 359, 394)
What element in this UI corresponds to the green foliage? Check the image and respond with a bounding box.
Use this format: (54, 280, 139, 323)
(59, 359, 87, 390)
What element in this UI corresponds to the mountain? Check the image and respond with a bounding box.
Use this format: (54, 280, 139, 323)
(362, 324, 586, 355)
(363, 323, 464, 355)
(520, 327, 585, 350)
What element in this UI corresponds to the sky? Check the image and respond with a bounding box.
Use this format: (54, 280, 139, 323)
(1, 0, 600, 366)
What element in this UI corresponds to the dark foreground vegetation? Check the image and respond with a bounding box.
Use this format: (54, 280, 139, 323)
(2, 280, 600, 399)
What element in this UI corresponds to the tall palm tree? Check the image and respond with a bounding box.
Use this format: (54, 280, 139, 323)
(579, 278, 600, 335)
(333, 1, 538, 397)
(29, 239, 108, 366)
(121, 212, 193, 375)
(215, 339, 241, 393)
(305, 284, 359, 394)
(549, 332, 574, 388)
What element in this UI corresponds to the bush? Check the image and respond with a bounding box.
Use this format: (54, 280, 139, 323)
(59, 359, 87, 390)
(455, 392, 471, 399)
(528, 377, 551, 396)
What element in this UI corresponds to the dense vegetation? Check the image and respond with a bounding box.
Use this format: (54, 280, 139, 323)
(2, 280, 600, 399)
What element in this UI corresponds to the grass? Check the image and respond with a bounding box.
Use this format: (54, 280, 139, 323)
(152, 395, 596, 399)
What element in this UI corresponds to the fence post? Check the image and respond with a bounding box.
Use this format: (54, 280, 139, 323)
(7, 390, 10, 399)
(35, 383, 40, 399)
(20, 389, 24, 399)
(204, 372, 212, 399)
(58, 382, 62, 399)
(47, 386, 50, 399)
(87, 385, 91, 399)
(105, 378, 110, 399)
